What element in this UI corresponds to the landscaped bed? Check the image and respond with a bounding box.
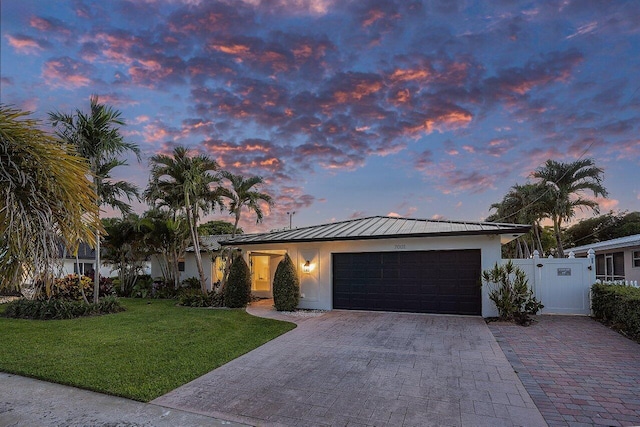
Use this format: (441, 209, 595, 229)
(0, 298, 295, 401)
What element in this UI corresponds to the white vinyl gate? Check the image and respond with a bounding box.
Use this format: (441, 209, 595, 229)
(508, 251, 596, 315)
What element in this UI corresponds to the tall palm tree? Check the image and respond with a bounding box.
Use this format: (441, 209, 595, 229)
(219, 172, 274, 238)
(488, 183, 551, 257)
(532, 158, 608, 256)
(0, 105, 101, 293)
(50, 95, 140, 303)
(145, 146, 222, 293)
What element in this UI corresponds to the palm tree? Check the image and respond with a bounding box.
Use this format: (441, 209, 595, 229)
(143, 209, 190, 289)
(102, 214, 153, 295)
(0, 105, 101, 293)
(488, 183, 551, 257)
(532, 158, 608, 256)
(50, 95, 140, 303)
(219, 172, 273, 238)
(145, 146, 222, 293)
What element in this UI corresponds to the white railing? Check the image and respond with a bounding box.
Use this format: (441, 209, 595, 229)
(594, 279, 639, 288)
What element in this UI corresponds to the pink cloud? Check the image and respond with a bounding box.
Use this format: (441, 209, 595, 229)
(42, 57, 94, 88)
(5, 34, 48, 54)
(29, 16, 72, 37)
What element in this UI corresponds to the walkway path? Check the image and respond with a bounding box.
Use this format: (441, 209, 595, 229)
(489, 316, 640, 427)
(0, 372, 246, 427)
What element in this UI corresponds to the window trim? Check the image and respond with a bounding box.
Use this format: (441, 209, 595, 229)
(633, 250, 640, 268)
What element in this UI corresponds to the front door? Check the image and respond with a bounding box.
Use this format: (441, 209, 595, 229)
(251, 255, 271, 297)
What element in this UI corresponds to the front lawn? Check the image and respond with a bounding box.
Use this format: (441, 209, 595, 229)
(0, 298, 295, 401)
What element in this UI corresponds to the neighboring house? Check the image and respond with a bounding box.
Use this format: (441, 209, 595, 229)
(565, 234, 640, 283)
(59, 242, 151, 278)
(221, 216, 530, 317)
(58, 242, 113, 278)
(150, 234, 230, 291)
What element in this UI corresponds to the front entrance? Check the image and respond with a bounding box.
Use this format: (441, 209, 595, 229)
(249, 252, 285, 298)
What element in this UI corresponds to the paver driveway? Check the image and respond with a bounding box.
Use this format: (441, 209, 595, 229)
(153, 310, 546, 427)
(490, 316, 640, 427)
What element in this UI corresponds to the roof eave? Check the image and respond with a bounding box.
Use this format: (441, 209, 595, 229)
(220, 226, 531, 246)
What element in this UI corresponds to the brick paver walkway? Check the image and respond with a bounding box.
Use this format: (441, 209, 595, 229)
(489, 316, 640, 427)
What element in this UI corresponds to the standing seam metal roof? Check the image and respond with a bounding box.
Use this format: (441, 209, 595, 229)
(221, 216, 530, 245)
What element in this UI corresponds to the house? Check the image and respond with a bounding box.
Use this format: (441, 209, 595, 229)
(565, 234, 640, 283)
(58, 242, 114, 278)
(58, 242, 151, 278)
(150, 235, 230, 290)
(221, 216, 530, 317)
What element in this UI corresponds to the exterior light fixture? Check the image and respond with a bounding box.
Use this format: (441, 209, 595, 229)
(302, 260, 311, 274)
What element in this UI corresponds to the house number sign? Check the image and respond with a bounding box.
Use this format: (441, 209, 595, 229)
(394, 244, 406, 249)
(557, 268, 571, 276)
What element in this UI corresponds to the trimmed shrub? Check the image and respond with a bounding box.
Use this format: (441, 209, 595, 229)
(272, 254, 300, 312)
(181, 277, 201, 289)
(481, 261, 543, 325)
(592, 283, 640, 341)
(2, 296, 124, 320)
(177, 288, 225, 307)
(224, 255, 251, 308)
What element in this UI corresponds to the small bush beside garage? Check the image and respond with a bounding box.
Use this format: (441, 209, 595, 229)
(591, 283, 640, 341)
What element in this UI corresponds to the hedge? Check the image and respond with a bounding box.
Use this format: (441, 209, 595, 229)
(591, 283, 640, 341)
(2, 296, 124, 320)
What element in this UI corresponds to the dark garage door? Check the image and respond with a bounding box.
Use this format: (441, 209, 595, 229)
(332, 250, 481, 315)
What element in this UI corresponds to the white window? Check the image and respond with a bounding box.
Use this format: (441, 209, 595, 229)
(633, 251, 640, 268)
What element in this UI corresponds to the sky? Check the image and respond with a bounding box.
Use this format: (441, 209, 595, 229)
(1, 0, 639, 233)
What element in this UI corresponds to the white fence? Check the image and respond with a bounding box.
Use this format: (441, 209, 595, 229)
(594, 279, 639, 287)
(507, 250, 596, 315)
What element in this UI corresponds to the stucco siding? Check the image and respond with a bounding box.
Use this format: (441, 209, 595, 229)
(238, 234, 502, 316)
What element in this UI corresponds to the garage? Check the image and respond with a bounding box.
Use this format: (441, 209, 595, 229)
(332, 249, 482, 315)
(222, 216, 530, 317)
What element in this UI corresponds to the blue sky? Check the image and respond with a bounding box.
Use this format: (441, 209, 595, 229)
(2, 0, 639, 232)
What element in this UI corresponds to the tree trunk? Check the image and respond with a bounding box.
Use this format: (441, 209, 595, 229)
(120, 252, 126, 294)
(553, 215, 564, 257)
(186, 205, 207, 294)
(77, 252, 89, 304)
(232, 210, 241, 238)
(93, 229, 100, 304)
(533, 222, 544, 256)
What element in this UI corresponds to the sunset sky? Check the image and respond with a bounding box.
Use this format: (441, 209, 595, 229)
(2, 0, 639, 232)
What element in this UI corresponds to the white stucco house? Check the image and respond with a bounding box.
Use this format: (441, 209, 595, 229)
(221, 216, 530, 317)
(565, 234, 640, 284)
(150, 235, 229, 290)
(58, 243, 114, 278)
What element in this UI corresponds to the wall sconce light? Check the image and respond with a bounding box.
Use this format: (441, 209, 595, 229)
(302, 260, 311, 274)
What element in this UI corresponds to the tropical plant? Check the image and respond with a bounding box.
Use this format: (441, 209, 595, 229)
(142, 209, 190, 289)
(272, 254, 300, 311)
(3, 295, 123, 320)
(565, 211, 640, 248)
(145, 146, 222, 294)
(102, 214, 153, 296)
(487, 183, 551, 258)
(49, 95, 140, 303)
(219, 172, 273, 238)
(198, 220, 240, 236)
(481, 261, 544, 325)
(0, 105, 101, 293)
(532, 158, 607, 256)
(224, 254, 251, 308)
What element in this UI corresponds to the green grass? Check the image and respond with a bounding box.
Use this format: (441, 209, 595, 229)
(0, 298, 295, 401)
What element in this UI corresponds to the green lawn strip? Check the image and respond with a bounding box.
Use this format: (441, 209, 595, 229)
(0, 298, 295, 401)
